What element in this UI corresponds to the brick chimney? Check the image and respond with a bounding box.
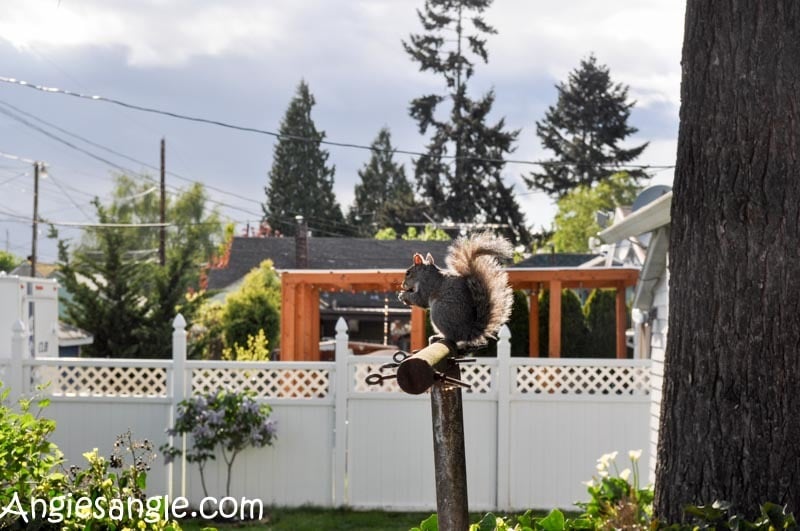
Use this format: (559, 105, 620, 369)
(295, 215, 309, 268)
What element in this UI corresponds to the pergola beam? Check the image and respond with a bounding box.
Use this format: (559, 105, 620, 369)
(279, 268, 640, 360)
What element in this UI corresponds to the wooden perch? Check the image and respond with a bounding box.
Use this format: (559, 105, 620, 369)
(396, 340, 458, 394)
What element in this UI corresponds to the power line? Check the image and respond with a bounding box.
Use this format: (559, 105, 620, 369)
(0, 99, 263, 207)
(53, 221, 171, 228)
(0, 75, 676, 171)
(45, 171, 93, 219)
(0, 103, 265, 219)
(0, 104, 134, 173)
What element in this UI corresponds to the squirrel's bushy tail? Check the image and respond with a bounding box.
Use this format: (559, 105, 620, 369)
(446, 232, 514, 344)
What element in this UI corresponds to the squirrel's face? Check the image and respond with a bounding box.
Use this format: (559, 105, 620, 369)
(398, 252, 436, 305)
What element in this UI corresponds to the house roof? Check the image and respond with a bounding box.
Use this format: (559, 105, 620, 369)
(58, 321, 94, 347)
(513, 253, 601, 268)
(598, 191, 673, 312)
(598, 191, 672, 244)
(11, 262, 59, 278)
(207, 236, 453, 291)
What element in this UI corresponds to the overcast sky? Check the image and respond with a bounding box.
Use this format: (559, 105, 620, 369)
(0, 0, 685, 263)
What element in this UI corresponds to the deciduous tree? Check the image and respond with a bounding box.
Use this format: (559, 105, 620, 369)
(551, 172, 641, 252)
(655, 1, 800, 520)
(0, 250, 21, 273)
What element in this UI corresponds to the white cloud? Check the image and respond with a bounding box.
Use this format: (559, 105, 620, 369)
(0, 0, 684, 255)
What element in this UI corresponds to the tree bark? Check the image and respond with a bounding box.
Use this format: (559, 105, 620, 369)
(656, 1, 800, 521)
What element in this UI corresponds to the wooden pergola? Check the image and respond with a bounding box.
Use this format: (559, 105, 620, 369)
(279, 267, 640, 361)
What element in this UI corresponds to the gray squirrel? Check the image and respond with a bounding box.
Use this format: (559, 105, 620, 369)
(397, 232, 514, 349)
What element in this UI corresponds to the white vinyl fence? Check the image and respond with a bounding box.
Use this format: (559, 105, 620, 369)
(0, 317, 651, 512)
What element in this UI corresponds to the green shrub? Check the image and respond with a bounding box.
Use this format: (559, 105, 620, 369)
(421, 449, 798, 530)
(538, 289, 591, 357)
(52, 430, 181, 530)
(0, 389, 178, 530)
(582, 289, 617, 358)
(221, 260, 282, 355)
(508, 290, 530, 357)
(0, 387, 63, 529)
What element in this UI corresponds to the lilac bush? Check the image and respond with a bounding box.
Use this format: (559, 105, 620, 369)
(161, 389, 276, 498)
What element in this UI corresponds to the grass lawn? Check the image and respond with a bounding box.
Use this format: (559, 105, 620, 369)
(178, 506, 508, 530)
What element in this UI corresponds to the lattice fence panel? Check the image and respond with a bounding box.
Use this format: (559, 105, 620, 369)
(32, 365, 168, 397)
(515, 364, 650, 396)
(353, 361, 493, 394)
(192, 367, 329, 399)
(459, 363, 493, 394)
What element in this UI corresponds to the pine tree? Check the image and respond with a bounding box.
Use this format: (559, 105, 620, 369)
(263, 80, 345, 237)
(58, 202, 150, 358)
(526, 54, 649, 198)
(404, 0, 529, 244)
(59, 178, 220, 358)
(348, 128, 417, 236)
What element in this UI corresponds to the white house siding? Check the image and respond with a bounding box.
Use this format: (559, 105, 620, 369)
(648, 264, 669, 485)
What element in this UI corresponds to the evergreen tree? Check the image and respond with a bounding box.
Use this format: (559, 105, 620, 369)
(348, 128, 417, 236)
(404, 0, 529, 244)
(263, 80, 345, 236)
(58, 202, 150, 358)
(526, 54, 649, 198)
(59, 177, 221, 358)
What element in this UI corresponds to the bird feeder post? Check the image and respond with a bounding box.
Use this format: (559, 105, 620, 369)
(429, 357, 469, 531)
(368, 340, 470, 530)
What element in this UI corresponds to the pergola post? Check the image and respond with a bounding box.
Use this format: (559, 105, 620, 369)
(548, 280, 562, 357)
(280, 278, 297, 361)
(528, 288, 539, 357)
(411, 306, 427, 352)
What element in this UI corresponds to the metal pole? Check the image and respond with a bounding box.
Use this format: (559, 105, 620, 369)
(30, 162, 39, 277)
(430, 358, 469, 531)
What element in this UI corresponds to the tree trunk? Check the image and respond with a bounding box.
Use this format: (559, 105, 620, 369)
(655, 1, 800, 521)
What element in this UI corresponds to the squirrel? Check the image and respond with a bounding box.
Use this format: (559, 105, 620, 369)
(397, 232, 514, 350)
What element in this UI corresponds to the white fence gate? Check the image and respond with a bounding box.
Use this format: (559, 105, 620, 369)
(0, 317, 651, 512)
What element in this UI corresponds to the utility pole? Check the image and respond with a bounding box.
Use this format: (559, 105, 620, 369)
(159, 138, 166, 267)
(30, 161, 40, 278)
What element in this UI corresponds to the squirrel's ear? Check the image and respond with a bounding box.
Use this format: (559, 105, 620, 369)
(413, 253, 424, 266)
(425, 253, 435, 265)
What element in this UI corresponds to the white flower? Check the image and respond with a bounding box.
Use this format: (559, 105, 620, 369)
(629, 449, 643, 462)
(598, 470, 609, 478)
(582, 479, 595, 487)
(619, 468, 631, 481)
(597, 451, 619, 469)
(596, 462, 607, 473)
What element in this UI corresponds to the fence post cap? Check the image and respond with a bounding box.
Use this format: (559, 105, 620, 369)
(498, 324, 511, 339)
(335, 317, 348, 333)
(12, 320, 26, 334)
(172, 314, 186, 329)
